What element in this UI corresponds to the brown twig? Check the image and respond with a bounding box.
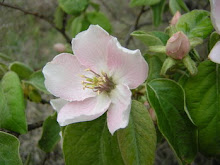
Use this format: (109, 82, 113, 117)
(98, 0, 130, 26)
(124, 6, 148, 47)
(28, 121, 44, 131)
(0, 2, 71, 43)
(40, 99, 50, 105)
(0, 121, 44, 138)
(0, 128, 20, 137)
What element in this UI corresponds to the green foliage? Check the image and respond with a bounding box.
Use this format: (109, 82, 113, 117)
(9, 61, 34, 80)
(169, 0, 189, 15)
(144, 54, 164, 82)
(0, 71, 27, 134)
(63, 101, 156, 165)
(117, 100, 156, 165)
(209, 31, 220, 52)
(0, 131, 22, 165)
(184, 61, 220, 156)
(70, 16, 84, 37)
(89, 1, 100, 11)
(131, 31, 164, 47)
(58, 0, 89, 14)
(86, 12, 112, 33)
(0, 63, 8, 78)
(151, 0, 166, 27)
(28, 89, 42, 103)
(130, 0, 160, 7)
(54, 7, 65, 30)
(38, 113, 61, 153)
(147, 79, 197, 163)
(176, 10, 213, 39)
(25, 70, 49, 94)
(63, 115, 124, 165)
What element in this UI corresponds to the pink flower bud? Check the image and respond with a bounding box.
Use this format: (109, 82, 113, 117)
(170, 11, 181, 25)
(53, 43, 66, 52)
(166, 31, 190, 60)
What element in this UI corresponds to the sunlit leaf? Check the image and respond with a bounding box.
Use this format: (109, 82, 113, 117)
(0, 71, 27, 134)
(0, 131, 22, 165)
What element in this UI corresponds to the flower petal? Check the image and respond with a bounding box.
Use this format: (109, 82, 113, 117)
(107, 38, 148, 89)
(209, 41, 220, 64)
(43, 53, 96, 101)
(211, 0, 220, 33)
(57, 93, 111, 126)
(72, 25, 112, 73)
(107, 84, 132, 135)
(50, 98, 68, 113)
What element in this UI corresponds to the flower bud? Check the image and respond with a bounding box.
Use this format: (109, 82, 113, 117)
(170, 11, 181, 26)
(53, 43, 66, 52)
(166, 31, 190, 60)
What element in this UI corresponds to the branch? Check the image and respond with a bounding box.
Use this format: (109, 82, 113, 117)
(124, 6, 148, 47)
(0, 2, 71, 43)
(0, 121, 44, 138)
(98, 0, 130, 26)
(28, 121, 44, 131)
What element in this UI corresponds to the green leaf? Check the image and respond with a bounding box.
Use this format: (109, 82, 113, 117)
(63, 101, 156, 165)
(38, 113, 61, 153)
(176, 10, 213, 39)
(150, 31, 169, 45)
(86, 12, 112, 33)
(147, 79, 197, 163)
(0, 71, 27, 134)
(58, 0, 89, 14)
(70, 16, 83, 37)
(184, 61, 220, 156)
(63, 114, 124, 165)
(28, 89, 41, 103)
(169, 0, 189, 15)
(54, 7, 65, 30)
(117, 100, 156, 165)
(25, 70, 49, 94)
(151, 0, 166, 27)
(209, 31, 220, 52)
(0, 63, 8, 78)
(0, 131, 22, 165)
(144, 54, 164, 82)
(89, 1, 100, 11)
(9, 62, 34, 80)
(131, 31, 164, 47)
(130, 0, 160, 7)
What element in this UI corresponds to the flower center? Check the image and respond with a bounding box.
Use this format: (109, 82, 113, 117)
(81, 69, 115, 94)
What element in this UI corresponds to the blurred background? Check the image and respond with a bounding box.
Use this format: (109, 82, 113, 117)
(0, 0, 217, 164)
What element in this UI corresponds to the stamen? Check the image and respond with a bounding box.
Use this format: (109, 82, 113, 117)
(80, 69, 115, 94)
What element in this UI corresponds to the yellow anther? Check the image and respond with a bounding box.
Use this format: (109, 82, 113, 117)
(85, 68, 91, 71)
(101, 71, 105, 76)
(102, 77, 106, 82)
(80, 75, 86, 78)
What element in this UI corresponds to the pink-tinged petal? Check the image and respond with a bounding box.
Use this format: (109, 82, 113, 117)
(107, 38, 148, 89)
(72, 25, 112, 73)
(50, 99, 68, 113)
(107, 84, 132, 135)
(57, 93, 111, 126)
(211, 0, 220, 33)
(43, 53, 96, 101)
(209, 41, 220, 64)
